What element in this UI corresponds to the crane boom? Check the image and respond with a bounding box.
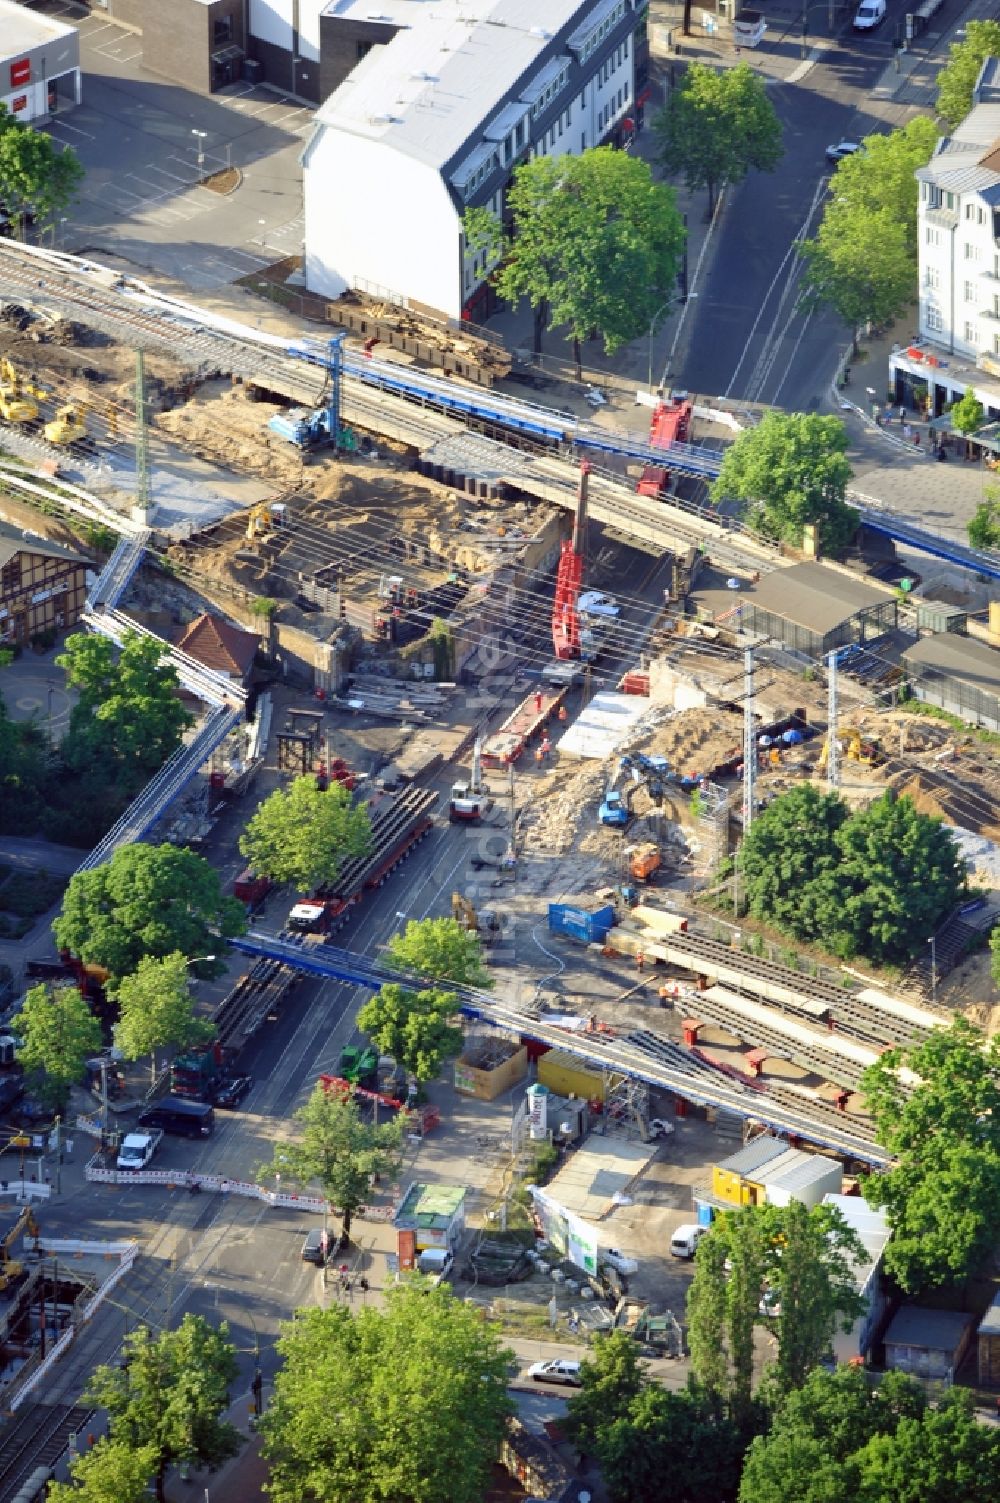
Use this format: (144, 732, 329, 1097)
(551, 460, 590, 660)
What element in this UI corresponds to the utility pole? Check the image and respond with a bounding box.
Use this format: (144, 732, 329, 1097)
(742, 647, 755, 835)
(826, 650, 840, 790)
(135, 348, 150, 515)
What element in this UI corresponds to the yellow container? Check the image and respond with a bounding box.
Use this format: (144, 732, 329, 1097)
(538, 1048, 622, 1103)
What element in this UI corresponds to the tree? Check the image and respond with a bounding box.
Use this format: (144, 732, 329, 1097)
(14, 982, 102, 1109)
(736, 784, 849, 935)
(261, 1082, 403, 1241)
(738, 1367, 926, 1503)
(0, 106, 83, 234)
(239, 775, 371, 893)
(56, 632, 192, 792)
(53, 844, 246, 983)
(357, 984, 463, 1085)
(47, 1438, 159, 1503)
(799, 206, 915, 347)
(833, 791, 966, 966)
(686, 1230, 730, 1398)
(261, 1290, 514, 1503)
(598, 1382, 745, 1503)
(113, 952, 216, 1080)
(936, 20, 1000, 129)
(710, 411, 857, 553)
(862, 1018, 1000, 1291)
(654, 63, 783, 215)
(822, 119, 937, 261)
(950, 388, 985, 436)
(767, 1200, 865, 1393)
(563, 1329, 647, 1456)
(385, 916, 492, 987)
(855, 1389, 1000, 1503)
(479, 148, 685, 369)
(86, 1316, 239, 1503)
(968, 490, 1000, 549)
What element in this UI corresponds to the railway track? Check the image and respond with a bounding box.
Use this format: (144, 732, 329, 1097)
(0, 1403, 93, 1503)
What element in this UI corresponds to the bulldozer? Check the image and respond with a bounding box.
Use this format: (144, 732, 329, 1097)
(0, 1205, 41, 1291)
(44, 401, 89, 447)
(818, 727, 882, 771)
(0, 358, 46, 423)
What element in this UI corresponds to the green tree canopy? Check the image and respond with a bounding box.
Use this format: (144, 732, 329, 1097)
(936, 20, 1000, 128)
(823, 119, 938, 260)
(476, 147, 685, 369)
(968, 490, 1000, 550)
(736, 788, 965, 964)
(86, 1316, 239, 1503)
(113, 952, 215, 1076)
(14, 982, 103, 1110)
(261, 1290, 514, 1503)
(862, 1018, 1000, 1291)
(260, 1081, 403, 1240)
(598, 1382, 746, 1503)
(0, 105, 83, 234)
(766, 1200, 866, 1393)
(239, 775, 371, 892)
(654, 62, 783, 214)
(563, 1329, 647, 1456)
(738, 1366, 927, 1503)
(53, 843, 246, 984)
(854, 1388, 1000, 1503)
(950, 389, 985, 435)
(799, 206, 915, 350)
(710, 411, 856, 552)
(385, 916, 492, 987)
(56, 632, 192, 793)
(357, 984, 463, 1085)
(47, 1438, 160, 1503)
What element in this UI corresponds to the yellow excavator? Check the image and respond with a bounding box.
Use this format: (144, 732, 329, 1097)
(818, 727, 882, 770)
(0, 1206, 41, 1291)
(452, 892, 479, 932)
(245, 501, 278, 543)
(44, 401, 89, 447)
(0, 358, 46, 424)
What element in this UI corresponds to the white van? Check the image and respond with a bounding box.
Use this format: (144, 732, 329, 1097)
(670, 1224, 707, 1259)
(417, 1248, 454, 1285)
(853, 0, 885, 29)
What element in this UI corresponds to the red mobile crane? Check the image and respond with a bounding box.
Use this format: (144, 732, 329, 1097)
(551, 461, 590, 660)
(637, 392, 693, 498)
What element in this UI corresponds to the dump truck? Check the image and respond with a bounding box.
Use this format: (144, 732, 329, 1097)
(286, 785, 438, 938)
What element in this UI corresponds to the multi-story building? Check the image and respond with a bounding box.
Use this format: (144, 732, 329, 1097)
(0, 0, 81, 125)
(894, 57, 1000, 416)
(302, 0, 651, 322)
(0, 520, 89, 648)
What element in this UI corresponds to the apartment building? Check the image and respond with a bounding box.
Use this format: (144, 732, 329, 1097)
(302, 0, 651, 322)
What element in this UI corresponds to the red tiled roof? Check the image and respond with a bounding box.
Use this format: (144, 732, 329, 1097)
(175, 612, 258, 677)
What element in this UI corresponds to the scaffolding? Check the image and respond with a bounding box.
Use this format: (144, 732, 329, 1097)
(603, 1071, 651, 1140)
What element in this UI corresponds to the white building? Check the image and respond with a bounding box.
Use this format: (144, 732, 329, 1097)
(822, 1193, 891, 1367)
(0, 0, 81, 125)
(302, 0, 650, 323)
(893, 57, 1000, 418)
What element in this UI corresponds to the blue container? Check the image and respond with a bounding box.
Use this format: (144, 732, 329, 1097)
(548, 902, 615, 944)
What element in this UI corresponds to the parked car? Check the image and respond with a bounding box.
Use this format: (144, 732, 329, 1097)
(826, 141, 861, 163)
(301, 1228, 327, 1265)
(853, 0, 885, 28)
(214, 1074, 253, 1109)
(670, 1224, 707, 1259)
(527, 1359, 582, 1387)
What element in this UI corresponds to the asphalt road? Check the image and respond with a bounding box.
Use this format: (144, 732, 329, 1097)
(679, 18, 913, 408)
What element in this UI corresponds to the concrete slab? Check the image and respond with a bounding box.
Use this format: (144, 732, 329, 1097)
(545, 1133, 658, 1222)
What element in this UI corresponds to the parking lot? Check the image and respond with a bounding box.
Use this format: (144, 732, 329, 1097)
(30, 1, 311, 290)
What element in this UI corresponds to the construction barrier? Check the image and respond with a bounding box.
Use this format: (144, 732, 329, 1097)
(83, 1156, 396, 1220)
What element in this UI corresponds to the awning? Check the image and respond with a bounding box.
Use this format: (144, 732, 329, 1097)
(212, 45, 245, 64)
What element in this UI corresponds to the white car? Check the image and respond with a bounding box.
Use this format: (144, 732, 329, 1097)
(527, 1359, 582, 1387)
(853, 0, 885, 28)
(826, 140, 861, 164)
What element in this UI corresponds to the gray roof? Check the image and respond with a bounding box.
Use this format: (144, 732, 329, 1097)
(0, 0, 75, 53)
(0, 518, 89, 571)
(749, 563, 895, 636)
(311, 0, 607, 171)
(917, 99, 1000, 195)
(884, 1305, 974, 1352)
(980, 1290, 1000, 1337)
(903, 632, 1000, 699)
(763, 1149, 842, 1194)
(716, 1134, 788, 1179)
(822, 1193, 890, 1290)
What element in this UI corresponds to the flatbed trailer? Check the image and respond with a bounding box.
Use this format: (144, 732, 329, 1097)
(481, 687, 567, 767)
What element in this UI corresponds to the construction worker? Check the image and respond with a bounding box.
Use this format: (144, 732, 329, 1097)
(535, 746, 545, 766)
(558, 705, 568, 722)
(635, 951, 645, 974)
(534, 690, 543, 713)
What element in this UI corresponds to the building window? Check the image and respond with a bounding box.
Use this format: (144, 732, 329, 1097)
(965, 242, 981, 261)
(980, 206, 988, 224)
(993, 333, 1000, 355)
(925, 307, 943, 331)
(925, 227, 940, 246)
(964, 320, 978, 343)
(925, 267, 940, 289)
(213, 16, 233, 45)
(0, 559, 20, 594)
(964, 279, 975, 300)
(965, 201, 975, 218)
(945, 191, 954, 210)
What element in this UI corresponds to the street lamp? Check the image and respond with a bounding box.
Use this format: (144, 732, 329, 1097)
(191, 128, 208, 175)
(647, 296, 673, 394)
(929, 935, 937, 1004)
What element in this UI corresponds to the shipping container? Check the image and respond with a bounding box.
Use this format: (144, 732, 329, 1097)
(537, 1048, 622, 1103)
(548, 902, 615, 944)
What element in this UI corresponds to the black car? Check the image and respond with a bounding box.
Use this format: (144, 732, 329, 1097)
(214, 1074, 253, 1109)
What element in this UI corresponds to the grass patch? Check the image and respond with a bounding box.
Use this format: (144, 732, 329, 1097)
(898, 697, 1000, 747)
(0, 870, 66, 918)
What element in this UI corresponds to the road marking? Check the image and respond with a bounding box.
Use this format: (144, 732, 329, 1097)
(46, 119, 96, 141)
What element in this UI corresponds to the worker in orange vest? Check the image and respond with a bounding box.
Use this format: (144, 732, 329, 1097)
(534, 690, 543, 713)
(558, 705, 568, 722)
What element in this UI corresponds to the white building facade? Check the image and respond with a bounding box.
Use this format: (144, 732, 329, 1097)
(894, 58, 1000, 418)
(302, 0, 650, 323)
(0, 0, 81, 125)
